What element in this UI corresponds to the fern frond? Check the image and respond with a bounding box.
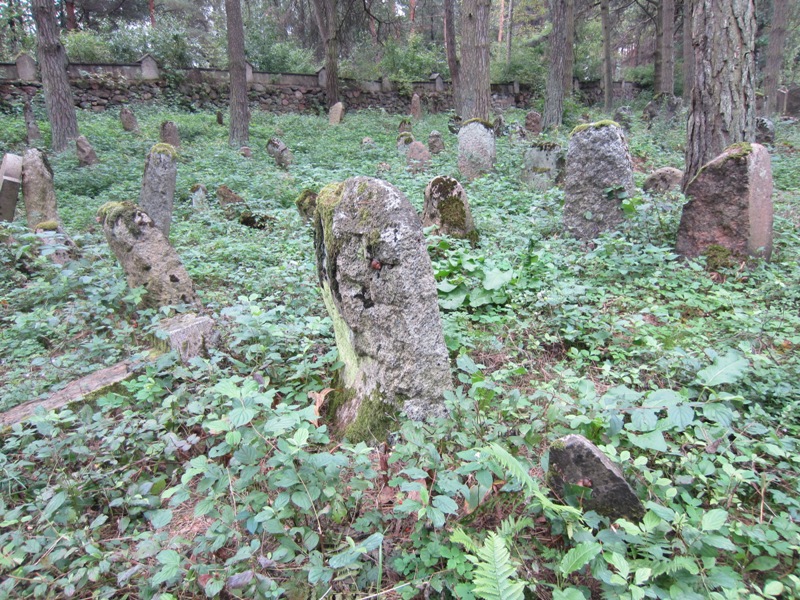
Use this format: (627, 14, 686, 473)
(497, 516, 535, 538)
(451, 526, 481, 554)
(471, 532, 526, 600)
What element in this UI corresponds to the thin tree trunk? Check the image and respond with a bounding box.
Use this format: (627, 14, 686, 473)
(601, 0, 613, 111)
(31, 0, 79, 153)
(409, 0, 417, 34)
(64, 0, 77, 30)
(563, 0, 574, 96)
(311, 0, 340, 107)
(661, 0, 675, 95)
(653, 1, 663, 94)
(498, 0, 505, 43)
(763, 0, 788, 116)
(444, 0, 462, 114)
(682, 0, 755, 189)
(226, 0, 249, 146)
(149, 0, 156, 25)
(682, 0, 692, 101)
(505, 0, 514, 64)
(460, 0, 491, 120)
(543, 0, 566, 128)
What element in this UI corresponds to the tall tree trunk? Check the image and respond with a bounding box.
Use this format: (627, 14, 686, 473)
(64, 0, 77, 30)
(563, 0, 574, 96)
(543, 0, 566, 128)
(149, 0, 156, 25)
(653, 1, 663, 94)
(312, 0, 340, 107)
(459, 0, 491, 120)
(409, 0, 417, 34)
(506, 0, 514, 64)
(444, 0, 462, 115)
(601, 0, 613, 111)
(682, 0, 755, 189)
(763, 0, 788, 116)
(661, 0, 675, 95)
(498, 0, 505, 43)
(31, 0, 79, 153)
(226, 0, 249, 146)
(682, 0, 692, 102)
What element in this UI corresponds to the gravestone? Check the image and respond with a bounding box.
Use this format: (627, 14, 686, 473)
(120, 106, 139, 132)
(428, 130, 445, 154)
(139, 143, 177, 238)
(97, 201, 200, 308)
(525, 110, 542, 134)
(154, 313, 218, 363)
(1, 153, 22, 222)
(422, 176, 477, 242)
(216, 110, 224, 125)
(76, 136, 99, 167)
(398, 119, 412, 134)
(493, 114, 507, 137)
(329, 102, 345, 125)
(548, 434, 644, 522)
(613, 106, 633, 130)
(23, 100, 42, 143)
(239, 146, 252, 158)
(755, 117, 775, 145)
(22, 148, 59, 230)
(295, 189, 318, 222)
(267, 137, 294, 169)
(448, 115, 462, 135)
(31, 220, 77, 265)
(15, 53, 36, 81)
(190, 184, 208, 211)
(642, 167, 683, 195)
(520, 142, 564, 191)
(457, 120, 496, 181)
(410, 93, 422, 120)
(563, 121, 635, 240)
(217, 185, 245, 219)
(677, 143, 773, 261)
(406, 141, 431, 173)
(361, 137, 376, 148)
(313, 177, 452, 441)
(159, 121, 180, 147)
(397, 132, 414, 154)
(782, 85, 799, 116)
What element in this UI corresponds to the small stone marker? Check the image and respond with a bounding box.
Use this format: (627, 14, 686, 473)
(457, 120, 496, 181)
(23, 100, 42, 143)
(428, 130, 444, 154)
(613, 106, 633, 130)
(266, 137, 293, 169)
(525, 110, 542, 134)
(328, 101, 345, 125)
(448, 114, 462, 134)
(15, 52, 37, 81)
(563, 121, 635, 240)
(493, 114, 506, 137)
(397, 132, 414, 154)
(548, 434, 644, 521)
(406, 141, 431, 173)
(410, 93, 422, 120)
(422, 176, 477, 242)
(398, 119, 412, 134)
(97, 201, 200, 308)
(160, 120, 180, 147)
(154, 313, 218, 363)
(1, 153, 22, 222)
(216, 185, 246, 218)
(216, 110, 224, 125)
(642, 167, 683, 195)
(239, 146, 252, 158)
(75, 136, 99, 167)
(190, 184, 208, 211)
(22, 148, 59, 230)
(120, 106, 139, 132)
(755, 117, 774, 145)
(313, 177, 452, 441)
(521, 142, 564, 191)
(677, 142, 773, 261)
(295, 189, 318, 222)
(139, 143, 177, 238)
(361, 137, 376, 148)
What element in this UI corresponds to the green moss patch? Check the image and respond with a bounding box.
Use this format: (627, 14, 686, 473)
(570, 119, 621, 137)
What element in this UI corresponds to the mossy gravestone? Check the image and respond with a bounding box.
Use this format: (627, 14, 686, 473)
(139, 144, 177, 238)
(22, 149, 59, 230)
(457, 120, 496, 181)
(0, 153, 22, 222)
(422, 176, 477, 243)
(313, 177, 452, 441)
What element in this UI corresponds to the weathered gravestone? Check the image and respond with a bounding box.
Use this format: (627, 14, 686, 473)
(613, 106, 633, 130)
(295, 189, 318, 222)
(329, 102, 345, 125)
(525, 110, 542, 135)
(22, 148, 59, 230)
(784, 85, 800, 116)
(520, 142, 564, 191)
(1, 153, 22, 222)
(677, 143, 773, 261)
(428, 130, 445, 154)
(154, 313, 218, 363)
(755, 117, 775, 145)
(410, 93, 422, 120)
(239, 146, 252, 158)
(458, 120, 496, 181)
(216, 185, 272, 229)
(397, 132, 414, 154)
(563, 121, 635, 240)
(120, 106, 139, 132)
(313, 177, 452, 440)
(493, 114, 507, 137)
(406, 141, 431, 173)
(23, 100, 42, 144)
(398, 119, 412, 134)
(97, 201, 200, 308)
(642, 167, 683, 195)
(216, 110, 224, 125)
(422, 176, 477, 243)
(548, 434, 645, 522)
(190, 184, 208, 211)
(139, 144, 177, 238)
(76, 136, 99, 167)
(159, 120, 180, 147)
(267, 137, 294, 169)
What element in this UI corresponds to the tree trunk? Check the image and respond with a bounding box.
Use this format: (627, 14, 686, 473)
(444, 0, 462, 115)
(543, 0, 566, 128)
(31, 0, 79, 153)
(409, 0, 417, 34)
(601, 0, 613, 111)
(505, 0, 514, 64)
(653, 1, 663, 94)
(312, 0, 340, 107)
(563, 0, 575, 96)
(682, 0, 692, 102)
(64, 0, 77, 30)
(498, 0, 505, 43)
(226, 0, 249, 146)
(682, 0, 755, 189)
(459, 0, 491, 120)
(661, 0, 675, 95)
(763, 0, 788, 116)
(149, 0, 156, 26)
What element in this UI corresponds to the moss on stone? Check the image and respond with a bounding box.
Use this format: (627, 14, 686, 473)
(149, 143, 177, 158)
(461, 118, 494, 131)
(35, 220, 59, 231)
(397, 132, 414, 144)
(96, 201, 141, 235)
(342, 390, 399, 443)
(440, 195, 467, 230)
(724, 142, 753, 159)
(570, 119, 621, 137)
(703, 244, 737, 271)
(295, 189, 318, 222)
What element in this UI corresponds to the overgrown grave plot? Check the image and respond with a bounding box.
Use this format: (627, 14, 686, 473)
(0, 105, 799, 599)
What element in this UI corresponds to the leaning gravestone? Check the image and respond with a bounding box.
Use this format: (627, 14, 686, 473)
(642, 167, 683, 195)
(23, 100, 42, 144)
(267, 137, 294, 169)
(139, 143, 177, 238)
(563, 121, 635, 240)
(410, 93, 422, 120)
(677, 143, 773, 261)
(329, 102, 345, 125)
(525, 110, 542, 134)
(520, 142, 564, 191)
(160, 121, 180, 147)
(422, 176, 477, 242)
(428, 130, 445, 154)
(1, 153, 22, 222)
(76, 136, 99, 167)
(97, 201, 200, 308)
(22, 148, 59, 230)
(406, 141, 431, 173)
(548, 434, 644, 521)
(313, 177, 452, 441)
(120, 106, 140, 133)
(458, 120, 496, 180)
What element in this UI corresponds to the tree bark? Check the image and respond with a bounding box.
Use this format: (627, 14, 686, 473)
(31, 0, 79, 153)
(149, 0, 156, 26)
(682, 0, 692, 101)
(64, 0, 77, 30)
(653, 1, 663, 94)
(409, 0, 417, 34)
(763, 0, 788, 116)
(563, 0, 575, 96)
(682, 0, 755, 189)
(661, 0, 675, 95)
(505, 0, 514, 64)
(498, 0, 505, 43)
(444, 0, 462, 115)
(226, 0, 249, 146)
(312, 0, 340, 107)
(459, 0, 491, 120)
(543, 0, 566, 128)
(601, 0, 613, 111)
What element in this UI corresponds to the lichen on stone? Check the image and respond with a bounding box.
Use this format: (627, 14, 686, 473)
(35, 220, 59, 231)
(570, 119, 621, 137)
(96, 201, 141, 235)
(461, 118, 495, 131)
(149, 143, 177, 158)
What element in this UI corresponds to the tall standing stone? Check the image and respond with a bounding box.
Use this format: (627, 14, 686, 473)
(120, 106, 140, 132)
(428, 130, 445, 154)
(520, 142, 564, 191)
(563, 122, 635, 240)
(313, 177, 452, 441)
(410, 93, 422, 120)
(677, 143, 773, 261)
(160, 121, 180, 147)
(75, 136, 99, 167)
(422, 176, 477, 242)
(23, 100, 42, 144)
(139, 144, 177, 238)
(97, 202, 200, 309)
(22, 148, 59, 229)
(406, 141, 431, 173)
(1, 153, 23, 222)
(328, 102, 345, 125)
(457, 120, 496, 181)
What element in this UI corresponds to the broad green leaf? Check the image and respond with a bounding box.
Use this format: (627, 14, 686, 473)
(469, 287, 494, 307)
(631, 408, 658, 432)
(627, 430, 668, 452)
(667, 404, 695, 430)
(146, 509, 173, 529)
(763, 581, 784, 597)
(552, 589, 586, 600)
(432, 495, 459, 515)
(482, 268, 513, 291)
(456, 354, 480, 374)
(559, 542, 602, 575)
(157, 549, 182, 566)
(40, 491, 67, 522)
(204, 578, 225, 597)
(214, 378, 242, 399)
(746, 556, 779, 572)
(702, 403, 734, 427)
(291, 492, 312, 511)
(696, 351, 748, 387)
(701, 508, 727, 531)
(439, 284, 468, 310)
(229, 406, 256, 428)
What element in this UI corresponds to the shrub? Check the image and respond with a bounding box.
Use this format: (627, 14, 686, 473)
(64, 31, 113, 63)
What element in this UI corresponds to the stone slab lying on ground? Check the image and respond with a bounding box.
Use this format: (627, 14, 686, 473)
(153, 313, 218, 363)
